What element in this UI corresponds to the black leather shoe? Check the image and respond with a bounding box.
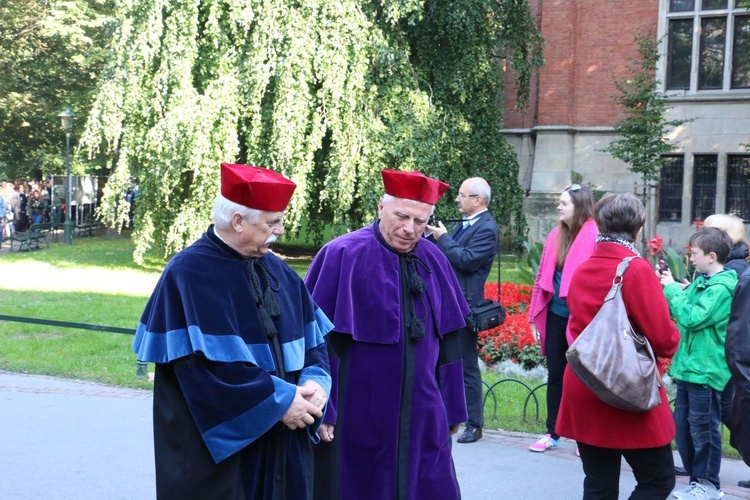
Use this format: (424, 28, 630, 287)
(457, 426, 482, 443)
(674, 466, 689, 476)
(739, 479, 750, 489)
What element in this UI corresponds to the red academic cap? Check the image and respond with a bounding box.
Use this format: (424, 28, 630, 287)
(220, 163, 296, 212)
(381, 170, 449, 205)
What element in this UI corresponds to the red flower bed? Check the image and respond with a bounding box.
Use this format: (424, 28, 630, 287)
(477, 283, 544, 370)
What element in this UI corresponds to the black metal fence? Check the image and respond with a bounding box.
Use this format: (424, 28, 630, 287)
(0, 314, 148, 376)
(0, 314, 553, 395)
(0, 314, 133, 335)
(482, 378, 547, 421)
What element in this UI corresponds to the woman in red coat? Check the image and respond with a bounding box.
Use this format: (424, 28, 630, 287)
(556, 193, 680, 499)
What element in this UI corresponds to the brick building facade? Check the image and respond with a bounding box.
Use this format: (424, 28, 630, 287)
(503, 0, 750, 249)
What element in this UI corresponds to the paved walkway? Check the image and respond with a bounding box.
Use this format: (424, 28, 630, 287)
(1, 370, 749, 499)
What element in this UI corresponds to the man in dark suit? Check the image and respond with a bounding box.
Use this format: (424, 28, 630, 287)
(426, 177, 499, 443)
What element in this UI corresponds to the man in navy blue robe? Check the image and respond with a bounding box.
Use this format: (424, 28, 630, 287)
(133, 163, 333, 499)
(305, 170, 470, 500)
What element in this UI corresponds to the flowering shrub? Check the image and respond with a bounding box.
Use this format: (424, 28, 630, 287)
(647, 235, 663, 258)
(486, 282, 531, 314)
(648, 233, 695, 280)
(477, 283, 544, 370)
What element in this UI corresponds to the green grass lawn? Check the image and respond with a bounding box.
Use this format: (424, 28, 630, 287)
(482, 370, 548, 434)
(0, 234, 162, 388)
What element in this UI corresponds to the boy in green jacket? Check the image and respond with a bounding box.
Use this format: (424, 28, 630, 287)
(660, 227, 738, 500)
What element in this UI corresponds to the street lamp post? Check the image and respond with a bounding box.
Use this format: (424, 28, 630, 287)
(58, 106, 76, 245)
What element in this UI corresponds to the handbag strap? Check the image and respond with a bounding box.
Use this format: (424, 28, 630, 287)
(602, 255, 666, 388)
(603, 256, 637, 302)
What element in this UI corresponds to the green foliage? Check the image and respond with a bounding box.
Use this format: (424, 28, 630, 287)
(80, 0, 543, 262)
(603, 33, 693, 183)
(0, 0, 116, 180)
(664, 246, 694, 282)
(516, 240, 543, 286)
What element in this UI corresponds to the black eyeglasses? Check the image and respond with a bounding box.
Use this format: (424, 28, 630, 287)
(568, 184, 582, 192)
(458, 192, 480, 199)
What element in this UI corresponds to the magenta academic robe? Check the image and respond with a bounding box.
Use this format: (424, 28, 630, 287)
(304, 222, 470, 500)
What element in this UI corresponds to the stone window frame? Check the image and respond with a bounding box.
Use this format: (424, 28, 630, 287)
(692, 154, 719, 221)
(659, 0, 750, 94)
(659, 155, 685, 222)
(726, 154, 750, 220)
(659, 153, 750, 224)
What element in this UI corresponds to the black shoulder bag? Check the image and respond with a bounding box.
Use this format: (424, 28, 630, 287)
(466, 236, 506, 333)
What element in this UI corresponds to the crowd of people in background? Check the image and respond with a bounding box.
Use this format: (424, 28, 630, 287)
(0, 179, 54, 239)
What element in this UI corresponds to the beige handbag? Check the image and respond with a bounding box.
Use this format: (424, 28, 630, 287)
(566, 256, 664, 412)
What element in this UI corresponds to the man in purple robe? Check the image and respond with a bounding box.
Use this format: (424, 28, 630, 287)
(133, 163, 333, 499)
(304, 170, 470, 500)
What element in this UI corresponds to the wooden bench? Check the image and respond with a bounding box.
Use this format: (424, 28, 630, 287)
(9, 223, 52, 252)
(75, 219, 101, 237)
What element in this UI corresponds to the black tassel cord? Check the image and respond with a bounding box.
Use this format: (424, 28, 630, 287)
(403, 253, 431, 342)
(245, 259, 282, 338)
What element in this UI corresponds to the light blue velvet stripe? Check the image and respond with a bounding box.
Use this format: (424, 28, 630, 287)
(134, 307, 333, 370)
(299, 365, 332, 445)
(313, 307, 335, 339)
(299, 366, 332, 400)
(281, 337, 305, 373)
(280, 308, 334, 372)
(132, 322, 275, 370)
(202, 376, 296, 463)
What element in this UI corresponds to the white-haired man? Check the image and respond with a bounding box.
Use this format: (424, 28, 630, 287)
(133, 163, 333, 499)
(427, 177, 499, 444)
(305, 170, 470, 500)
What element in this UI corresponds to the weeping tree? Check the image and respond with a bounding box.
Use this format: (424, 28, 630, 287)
(0, 0, 116, 180)
(80, 0, 543, 262)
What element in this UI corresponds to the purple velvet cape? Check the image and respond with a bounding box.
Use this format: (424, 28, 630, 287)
(304, 222, 470, 500)
(133, 229, 332, 499)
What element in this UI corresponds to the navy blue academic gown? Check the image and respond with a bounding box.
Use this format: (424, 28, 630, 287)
(133, 227, 332, 499)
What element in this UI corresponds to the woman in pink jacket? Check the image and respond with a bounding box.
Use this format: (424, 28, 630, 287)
(528, 184, 598, 453)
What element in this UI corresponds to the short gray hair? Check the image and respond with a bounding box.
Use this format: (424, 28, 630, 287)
(595, 193, 644, 242)
(466, 177, 491, 204)
(381, 193, 436, 214)
(212, 193, 263, 230)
